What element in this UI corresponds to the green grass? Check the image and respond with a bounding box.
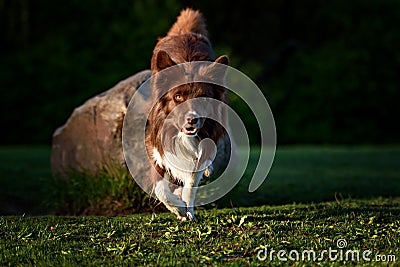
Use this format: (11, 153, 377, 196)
(1, 198, 399, 266)
(222, 146, 400, 207)
(50, 166, 156, 216)
(0, 145, 399, 265)
(1, 146, 399, 215)
(0, 146, 52, 215)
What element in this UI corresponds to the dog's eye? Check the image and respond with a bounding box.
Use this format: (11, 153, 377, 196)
(174, 94, 183, 102)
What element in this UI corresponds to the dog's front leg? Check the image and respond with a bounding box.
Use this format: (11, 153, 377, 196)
(181, 172, 203, 220)
(154, 179, 187, 219)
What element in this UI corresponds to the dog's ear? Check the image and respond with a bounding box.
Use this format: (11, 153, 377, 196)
(214, 55, 229, 66)
(200, 55, 229, 83)
(154, 50, 176, 71)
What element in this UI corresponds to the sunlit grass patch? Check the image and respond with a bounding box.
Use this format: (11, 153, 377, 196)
(1, 198, 399, 266)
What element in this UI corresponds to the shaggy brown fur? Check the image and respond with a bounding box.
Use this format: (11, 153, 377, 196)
(151, 9, 216, 72)
(167, 9, 208, 37)
(145, 8, 229, 219)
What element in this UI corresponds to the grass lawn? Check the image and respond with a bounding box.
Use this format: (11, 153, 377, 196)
(1, 199, 399, 266)
(0, 146, 52, 215)
(223, 146, 400, 207)
(0, 145, 399, 265)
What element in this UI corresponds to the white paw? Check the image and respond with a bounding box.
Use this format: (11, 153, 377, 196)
(186, 209, 195, 221)
(177, 209, 195, 221)
(177, 215, 187, 221)
(176, 206, 188, 217)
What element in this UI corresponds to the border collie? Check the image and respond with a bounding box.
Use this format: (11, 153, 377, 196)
(145, 8, 229, 220)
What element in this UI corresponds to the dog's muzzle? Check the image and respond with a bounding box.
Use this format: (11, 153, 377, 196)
(181, 112, 203, 135)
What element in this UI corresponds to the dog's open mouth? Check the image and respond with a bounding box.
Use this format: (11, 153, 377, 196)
(181, 126, 198, 135)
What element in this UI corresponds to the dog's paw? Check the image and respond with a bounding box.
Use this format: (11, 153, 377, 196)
(186, 211, 194, 221)
(164, 203, 187, 219)
(177, 215, 187, 221)
(177, 208, 194, 221)
(186, 207, 195, 221)
(177, 206, 188, 218)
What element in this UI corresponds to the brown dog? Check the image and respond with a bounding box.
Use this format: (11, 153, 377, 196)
(146, 8, 229, 220)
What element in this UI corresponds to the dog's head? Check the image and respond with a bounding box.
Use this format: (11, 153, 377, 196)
(149, 49, 229, 143)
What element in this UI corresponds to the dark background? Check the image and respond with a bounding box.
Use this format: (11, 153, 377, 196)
(1, 0, 399, 145)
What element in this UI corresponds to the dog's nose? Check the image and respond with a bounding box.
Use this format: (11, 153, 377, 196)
(186, 115, 199, 125)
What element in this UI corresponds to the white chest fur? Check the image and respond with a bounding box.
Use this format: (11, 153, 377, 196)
(152, 133, 211, 185)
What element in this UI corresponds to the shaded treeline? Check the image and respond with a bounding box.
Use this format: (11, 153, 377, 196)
(1, 0, 399, 144)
